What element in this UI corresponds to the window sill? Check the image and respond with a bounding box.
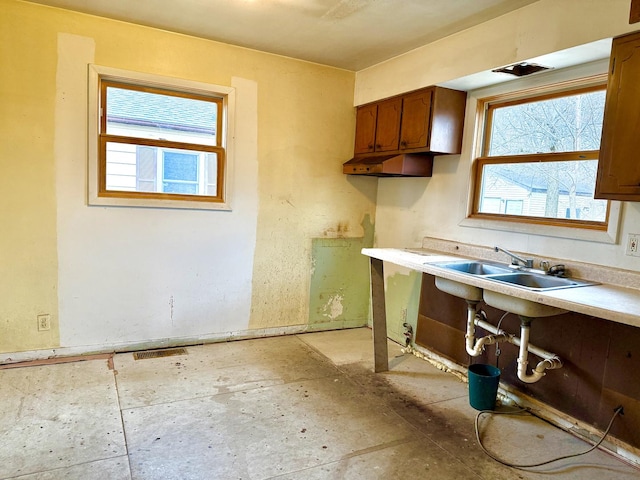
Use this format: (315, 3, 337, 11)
(459, 201, 621, 244)
(88, 193, 232, 211)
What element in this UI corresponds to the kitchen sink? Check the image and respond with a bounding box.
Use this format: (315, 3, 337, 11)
(487, 272, 595, 291)
(434, 276, 483, 302)
(483, 290, 568, 318)
(433, 261, 513, 275)
(432, 261, 596, 292)
(432, 259, 597, 318)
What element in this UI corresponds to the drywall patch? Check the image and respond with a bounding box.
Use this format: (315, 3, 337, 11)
(308, 215, 373, 328)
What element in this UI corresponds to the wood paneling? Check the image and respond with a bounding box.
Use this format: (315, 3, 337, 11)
(630, 0, 640, 23)
(416, 273, 640, 449)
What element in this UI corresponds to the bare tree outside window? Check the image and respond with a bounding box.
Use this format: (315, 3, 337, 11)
(476, 86, 609, 224)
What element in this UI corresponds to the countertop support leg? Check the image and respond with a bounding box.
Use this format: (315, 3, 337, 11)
(370, 257, 389, 373)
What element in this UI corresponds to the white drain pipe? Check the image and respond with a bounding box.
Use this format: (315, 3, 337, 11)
(515, 320, 563, 383)
(465, 305, 563, 384)
(465, 302, 510, 357)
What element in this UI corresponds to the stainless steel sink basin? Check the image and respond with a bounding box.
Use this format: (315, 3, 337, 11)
(431, 259, 596, 317)
(483, 290, 568, 318)
(434, 277, 483, 302)
(434, 261, 513, 275)
(432, 261, 595, 292)
(487, 273, 595, 291)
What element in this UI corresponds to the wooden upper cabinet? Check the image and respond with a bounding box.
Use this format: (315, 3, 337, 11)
(399, 89, 432, 150)
(596, 31, 640, 200)
(354, 103, 377, 154)
(374, 97, 402, 152)
(352, 86, 466, 158)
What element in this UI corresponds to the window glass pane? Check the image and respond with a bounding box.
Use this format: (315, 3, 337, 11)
(487, 90, 605, 156)
(163, 151, 198, 182)
(206, 153, 218, 196)
(162, 151, 199, 194)
(105, 142, 215, 197)
(163, 182, 198, 194)
(478, 160, 608, 222)
(106, 86, 218, 146)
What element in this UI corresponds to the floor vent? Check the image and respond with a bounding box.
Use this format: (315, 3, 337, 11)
(133, 347, 188, 360)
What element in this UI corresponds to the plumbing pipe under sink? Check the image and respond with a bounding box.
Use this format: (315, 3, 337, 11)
(464, 301, 510, 357)
(463, 301, 563, 383)
(516, 318, 563, 383)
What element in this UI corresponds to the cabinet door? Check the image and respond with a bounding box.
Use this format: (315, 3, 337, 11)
(374, 97, 402, 152)
(399, 89, 433, 150)
(354, 104, 377, 155)
(596, 31, 640, 200)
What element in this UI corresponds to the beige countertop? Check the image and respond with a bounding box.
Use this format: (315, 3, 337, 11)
(362, 244, 640, 329)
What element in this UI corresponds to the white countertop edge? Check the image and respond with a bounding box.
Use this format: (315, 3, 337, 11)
(361, 247, 640, 329)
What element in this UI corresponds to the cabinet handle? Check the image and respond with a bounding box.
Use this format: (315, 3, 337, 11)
(400, 141, 407, 148)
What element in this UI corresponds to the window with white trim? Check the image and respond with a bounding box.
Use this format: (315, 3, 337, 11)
(88, 66, 234, 210)
(472, 82, 611, 230)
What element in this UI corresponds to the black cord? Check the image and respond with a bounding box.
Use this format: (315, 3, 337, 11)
(493, 311, 510, 368)
(475, 406, 624, 470)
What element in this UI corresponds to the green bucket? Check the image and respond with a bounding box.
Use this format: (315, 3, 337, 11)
(468, 364, 500, 411)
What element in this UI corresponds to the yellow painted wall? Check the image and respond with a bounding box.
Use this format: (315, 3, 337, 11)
(0, 1, 60, 351)
(0, 0, 377, 354)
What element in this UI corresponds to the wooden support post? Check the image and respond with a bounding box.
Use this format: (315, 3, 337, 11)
(370, 257, 389, 372)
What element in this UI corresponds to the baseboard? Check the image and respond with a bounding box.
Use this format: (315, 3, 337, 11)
(0, 323, 365, 365)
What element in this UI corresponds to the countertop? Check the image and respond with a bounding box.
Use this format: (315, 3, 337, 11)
(362, 246, 640, 329)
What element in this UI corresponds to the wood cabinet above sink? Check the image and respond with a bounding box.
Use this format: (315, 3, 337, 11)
(345, 86, 467, 177)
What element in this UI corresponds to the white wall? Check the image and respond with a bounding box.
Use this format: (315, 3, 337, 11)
(55, 34, 259, 348)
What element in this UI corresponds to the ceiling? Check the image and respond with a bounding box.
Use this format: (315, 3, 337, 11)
(27, 0, 542, 71)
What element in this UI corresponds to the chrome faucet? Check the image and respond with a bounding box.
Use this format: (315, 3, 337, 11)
(494, 246, 533, 268)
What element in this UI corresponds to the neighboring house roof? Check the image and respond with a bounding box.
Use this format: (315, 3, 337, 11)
(107, 87, 217, 136)
(490, 166, 595, 196)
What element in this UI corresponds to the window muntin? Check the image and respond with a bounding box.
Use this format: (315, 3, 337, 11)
(99, 80, 225, 202)
(473, 85, 609, 228)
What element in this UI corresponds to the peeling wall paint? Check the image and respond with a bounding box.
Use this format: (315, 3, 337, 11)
(320, 293, 344, 320)
(308, 215, 374, 330)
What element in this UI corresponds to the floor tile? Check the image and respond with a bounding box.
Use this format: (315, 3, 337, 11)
(270, 439, 482, 480)
(6, 457, 131, 480)
(0, 360, 126, 479)
(1, 328, 638, 480)
(114, 336, 339, 409)
(349, 352, 469, 405)
(297, 327, 404, 367)
(122, 376, 418, 480)
(475, 408, 640, 479)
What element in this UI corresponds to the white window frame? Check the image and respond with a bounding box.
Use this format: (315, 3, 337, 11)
(460, 61, 621, 244)
(88, 64, 235, 211)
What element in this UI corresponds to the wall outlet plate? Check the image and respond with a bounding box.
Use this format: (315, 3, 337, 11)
(625, 233, 640, 257)
(37, 314, 51, 331)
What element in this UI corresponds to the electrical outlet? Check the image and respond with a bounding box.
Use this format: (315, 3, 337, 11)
(626, 234, 640, 257)
(37, 314, 51, 331)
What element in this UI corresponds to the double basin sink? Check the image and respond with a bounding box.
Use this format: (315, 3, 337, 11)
(431, 260, 596, 318)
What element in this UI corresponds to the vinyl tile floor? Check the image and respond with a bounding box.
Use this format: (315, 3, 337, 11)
(1, 328, 638, 479)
